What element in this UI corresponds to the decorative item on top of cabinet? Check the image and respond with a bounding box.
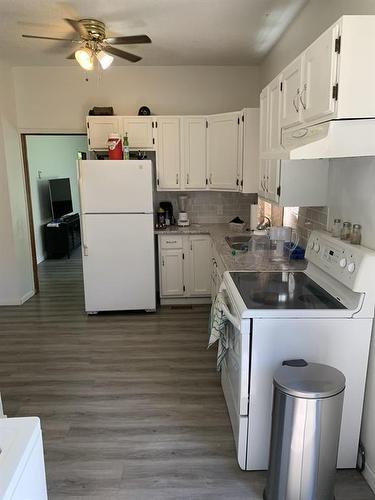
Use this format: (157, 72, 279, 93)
(155, 116, 181, 190)
(158, 234, 211, 304)
(207, 111, 241, 191)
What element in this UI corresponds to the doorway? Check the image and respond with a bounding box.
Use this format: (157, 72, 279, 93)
(21, 134, 87, 293)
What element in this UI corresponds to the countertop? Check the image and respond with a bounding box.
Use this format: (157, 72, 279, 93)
(155, 223, 307, 272)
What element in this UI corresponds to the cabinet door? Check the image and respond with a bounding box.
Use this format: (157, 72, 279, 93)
(302, 24, 339, 123)
(181, 117, 207, 190)
(268, 76, 282, 153)
(188, 235, 211, 296)
(266, 160, 280, 204)
(258, 159, 268, 198)
(259, 87, 269, 155)
(160, 249, 184, 296)
(122, 117, 154, 149)
(87, 117, 120, 150)
(207, 112, 240, 191)
(280, 57, 303, 129)
(155, 117, 181, 190)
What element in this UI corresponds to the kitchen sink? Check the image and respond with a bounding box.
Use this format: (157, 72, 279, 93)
(225, 235, 251, 252)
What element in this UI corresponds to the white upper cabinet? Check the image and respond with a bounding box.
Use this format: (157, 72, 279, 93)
(260, 15, 375, 157)
(259, 88, 269, 156)
(207, 112, 240, 191)
(280, 56, 303, 129)
(181, 117, 207, 190)
(266, 160, 281, 204)
(301, 23, 339, 123)
(86, 117, 120, 150)
(268, 76, 282, 154)
(155, 117, 181, 190)
(121, 117, 154, 149)
(241, 108, 259, 194)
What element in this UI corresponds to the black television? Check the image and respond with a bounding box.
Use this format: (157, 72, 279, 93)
(48, 178, 73, 220)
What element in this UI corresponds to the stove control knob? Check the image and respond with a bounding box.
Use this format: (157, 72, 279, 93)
(313, 242, 320, 253)
(339, 258, 347, 268)
(347, 262, 355, 273)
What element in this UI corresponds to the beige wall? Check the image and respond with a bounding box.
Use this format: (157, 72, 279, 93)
(0, 62, 34, 304)
(13, 66, 259, 132)
(260, 0, 375, 87)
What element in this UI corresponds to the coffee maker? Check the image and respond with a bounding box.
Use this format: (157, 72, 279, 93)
(159, 201, 174, 225)
(177, 195, 190, 227)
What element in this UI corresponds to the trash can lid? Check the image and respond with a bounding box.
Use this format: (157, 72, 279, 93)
(274, 361, 346, 399)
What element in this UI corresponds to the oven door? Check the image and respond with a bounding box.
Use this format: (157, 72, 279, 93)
(219, 283, 251, 470)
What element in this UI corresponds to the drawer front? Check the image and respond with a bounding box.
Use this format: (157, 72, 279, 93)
(160, 235, 183, 249)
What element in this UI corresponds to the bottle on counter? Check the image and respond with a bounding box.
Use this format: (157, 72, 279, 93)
(351, 224, 362, 245)
(157, 208, 166, 228)
(340, 221, 352, 241)
(123, 133, 130, 160)
(332, 218, 341, 238)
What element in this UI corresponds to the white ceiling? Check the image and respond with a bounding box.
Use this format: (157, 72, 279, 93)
(0, 0, 308, 66)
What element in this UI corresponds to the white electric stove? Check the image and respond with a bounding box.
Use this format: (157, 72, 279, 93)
(219, 230, 375, 471)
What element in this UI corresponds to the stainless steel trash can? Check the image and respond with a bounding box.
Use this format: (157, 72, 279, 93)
(264, 359, 346, 500)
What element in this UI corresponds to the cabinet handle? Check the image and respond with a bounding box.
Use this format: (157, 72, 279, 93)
(162, 257, 165, 266)
(293, 90, 300, 112)
(176, 173, 179, 185)
(166, 240, 177, 244)
(299, 84, 307, 110)
(186, 173, 189, 185)
(209, 173, 213, 184)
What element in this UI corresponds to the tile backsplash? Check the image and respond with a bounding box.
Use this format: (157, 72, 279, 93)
(296, 206, 329, 248)
(154, 191, 258, 224)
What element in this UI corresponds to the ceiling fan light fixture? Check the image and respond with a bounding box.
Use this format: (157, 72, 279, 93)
(96, 50, 114, 70)
(75, 47, 94, 70)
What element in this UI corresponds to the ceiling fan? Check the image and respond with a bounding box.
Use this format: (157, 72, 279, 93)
(22, 18, 152, 70)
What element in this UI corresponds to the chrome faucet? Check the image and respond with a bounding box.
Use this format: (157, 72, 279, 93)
(256, 216, 271, 231)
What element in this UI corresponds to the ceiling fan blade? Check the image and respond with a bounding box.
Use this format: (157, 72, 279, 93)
(104, 35, 151, 45)
(104, 45, 142, 63)
(64, 18, 89, 39)
(22, 34, 79, 42)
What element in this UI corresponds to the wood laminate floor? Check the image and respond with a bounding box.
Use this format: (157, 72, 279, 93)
(0, 249, 374, 500)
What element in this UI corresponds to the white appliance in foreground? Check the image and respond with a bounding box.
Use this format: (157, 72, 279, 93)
(219, 230, 375, 470)
(78, 160, 156, 313)
(0, 417, 48, 499)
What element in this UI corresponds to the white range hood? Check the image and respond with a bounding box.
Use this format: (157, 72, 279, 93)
(280, 119, 375, 160)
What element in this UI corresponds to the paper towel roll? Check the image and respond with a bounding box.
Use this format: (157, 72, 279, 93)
(250, 204, 259, 231)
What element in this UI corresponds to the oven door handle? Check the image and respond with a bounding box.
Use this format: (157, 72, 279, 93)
(218, 291, 241, 331)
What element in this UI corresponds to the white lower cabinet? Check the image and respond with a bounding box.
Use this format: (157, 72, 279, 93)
(211, 242, 225, 301)
(188, 235, 212, 296)
(159, 234, 211, 303)
(160, 248, 184, 296)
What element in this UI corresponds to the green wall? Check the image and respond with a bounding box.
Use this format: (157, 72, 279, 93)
(26, 135, 87, 263)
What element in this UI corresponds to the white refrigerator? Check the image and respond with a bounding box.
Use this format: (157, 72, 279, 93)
(78, 160, 156, 313)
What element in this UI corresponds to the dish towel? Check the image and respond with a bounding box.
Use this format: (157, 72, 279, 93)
(208, 292, 229, 372)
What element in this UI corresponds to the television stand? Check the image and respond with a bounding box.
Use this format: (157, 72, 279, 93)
(45, 213, 81, 259)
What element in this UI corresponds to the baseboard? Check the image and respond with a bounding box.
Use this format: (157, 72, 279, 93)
(21, 290, 35, 304)
(160, 296, 211, 305)
(363, 462, 375, 493)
